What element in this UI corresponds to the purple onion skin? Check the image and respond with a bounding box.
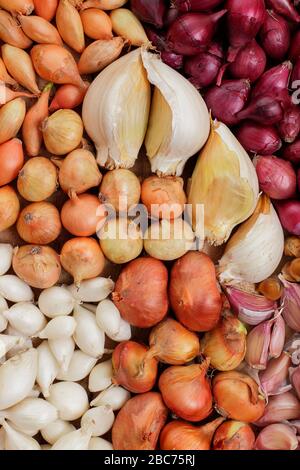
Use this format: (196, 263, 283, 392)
(284, 140, 300, 165)
(276, 200, 300, 235)
(184, 52, 222, 88)
(130, 0, 166, 28)
(259, 10, 291, 61)
(266, 0, 300, 23)
(161, 51, 184, 70)
(236, 96, 284, 125)
(173, 0, 225, 12)
(278, 106, 300, 144)
(167, 10, 227, 56)
(252, 61, 292, 100)
(205, 79, 250, 125)
(164, 7, 180, 27)
(227, 0, 266, 48)
(228, 40, 267, 82)
(255, 155, 297, 200)
(145, 27, 167, 51)
(236, 121, 282, 155)
(289, 30, 300, 62)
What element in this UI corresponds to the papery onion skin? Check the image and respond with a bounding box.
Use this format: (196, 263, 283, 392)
(18, 14, 62, 46)
(131, 0, 166, 28)
(49, 83, 89, 112)
(99, 218, 143, 264)
(80, 8, 113, 40)
(112, 257, 168, 328)
(266, 0, 300, 22)
(184, 51, 222, 89)
(61, 194, 105, 237)
(227, 0, 266, 48)
(33, 0, 58, 21)
(100, 169, 141, 213)
(259, 10, 290, 61)
(17, 157, 57, 203)
(17, 202, 61, 245)
(78, 37, 125, 75)
(235, 122, 282, 155)
(289, 29, 300, 61)
(213, 371, 266, 423)
(58, 149, 102, 198)
(112, 392, 168, 450)
(202, 315, 247, 371)
(158, 360, 212, 422)
(252, 61, 292, 100)
(0, 139, 24, 187)
(0, 186, 20, 232)
(141, 176, 186, 220)
(12, 245, 61, 289)
(148, 317, 200, 365)
(278, 106, 300, 144)
(112, 341, 158, 394)
(236, 96, 284, 126)
(174, 0, 224, 11)
(161, 51, 183, 70)
(42, 109, 84, 156)
(0, 10, 32, 49)
(254, 155, 296, 200)
(60, 237, 105, 286)
(167, 10, 227, 56)
(213, 421, 255, 450)
(276, 200, 300, 235)
(56, 0, 85, 54)
(283, 140, 300, 164)
(228, 40, 266, 82)
(160, 417, 225, 451)
(170, 252, 222, 332)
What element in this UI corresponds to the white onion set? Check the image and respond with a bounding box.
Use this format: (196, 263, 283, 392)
(0, 266, 131, 450)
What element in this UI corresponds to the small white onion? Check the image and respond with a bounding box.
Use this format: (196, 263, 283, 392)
(1, 398, 58, 436)
(110, 318, 131, 342)
(5, 326, 33, 359)
(0, 334, 25, 359)
(81, 406, 115, 437)
(37, 316, 76, 340)
(3, 302, 46, 337)
(3, 420, 40, 450)
(90, 385, 130, 410)
(41, 419, 75, 445)
(96, 299, 121, 337)
(67, 277, 114, 302)
(0, 296, 8, 332)
(38, 286, 75, 318)
(37, 341, 59, 398)
(88, 359, 113, 393)
(0, 244, 13, 275)
(89, 437, 113, 450)
(0, 275, 33, 302)
(73, 305, 105, 358)
(0, 348, 37, 410)
(56, 350, 97, 382)
(51, 427, 92, 450)
(48, 337, 75, 372)
(47, 382, 89, 421)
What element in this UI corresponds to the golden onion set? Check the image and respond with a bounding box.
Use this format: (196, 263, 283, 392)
(0, 0, 299, 452)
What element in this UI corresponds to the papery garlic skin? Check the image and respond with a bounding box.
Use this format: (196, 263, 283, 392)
(38, 286, 75, 318)
(56, 350, 97, 382)
(3, 302, 46, 337)
(143, 49, 210, 177)
(41, 419, 76, 445)
(0, 244, 13, 275)
(188, 121, 259, 245)
(36, 341, 59, 398)
(73, 305, 105, 358)
(3, 420, 41, 451)
(219, 195, 284, 284)
(0, 348, 37, 410)
(0, 275, 33, 303)
(83, 48, 151, 170)
(81, 406, 115, 437)
(46, 382, 89, 421)
(67, 277, 114, 303)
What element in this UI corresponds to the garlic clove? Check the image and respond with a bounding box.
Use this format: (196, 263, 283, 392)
(56, 350, 97, 382)
(90, 385, 130, 410)
(255, 391, 300, 427)
(142, 49, 210, 177)
(36, 341, 59, 398)
(0, 348, 37, 410)
(280, 276, 300, 332)
(3, 420, 41, 450)
(41, 418, 76, 445)
(82, 48, 151, 170)
(38, 286, 75, 318)
(46, 381, 89, 421)
(269, 314, 286, 359)
(291, 366, 300, 399)
(0, 334, 25, 359)
(51, 426, 92, 450)
(260, 352, 292, 397)
(0, 296, 8, 333)
(3, 302, 47, 337)
(89, 437, 113, 450)
(67, 277, 114, 302)
(110, 318, 132, 342)
(0, 244, 13, 275)
(245, 320, 272, 370)
(5, 325, 33, 359)
(96, 299, 121, 338)
(81, 405, 115, 437)
(73, 305, 105, 358)
(255, 423, 298, 450)
(188, 121, 259, 245)
(48, 337, 75, 373)
(37, 316, 76, 340)
(88, 359, 113, 393)
(219, 195, 284, 284)
(0, 275, 33, 302)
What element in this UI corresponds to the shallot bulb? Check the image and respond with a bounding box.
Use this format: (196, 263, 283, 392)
(254, 155, 296, 200)
(227, 0, 266, 47)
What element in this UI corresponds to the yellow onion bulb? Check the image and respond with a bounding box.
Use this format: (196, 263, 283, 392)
(17, 157, 57, 202)
(141, 176, 186, 219)
(42, 109, 84, 155)
(61, 237, 105, 286)
(17, 202, 62, 245)
(148, 317, 200, 365)
(0, 185, 20, 232)
(12, 245, 61, 289)
(99, 169, 141, 213)
(202, 314, 247, 371)
(99, 218, 143, 264)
